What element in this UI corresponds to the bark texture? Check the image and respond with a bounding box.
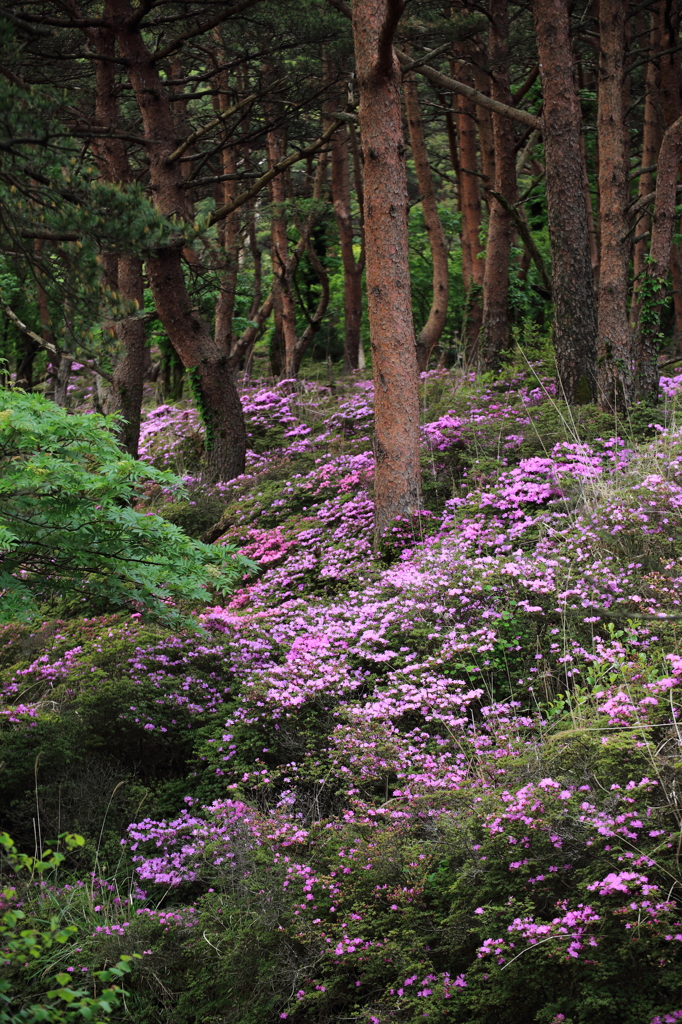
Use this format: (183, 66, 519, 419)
(533, 0, 598, 404)
(633, 114, 682, 402)
(266, 120, 299, 378)
(478, 0, 517, 372)
(404, 69, 449, 371)
(90, 15, 146, 455)
(113, 0, 247, 479)
(631, 13, 661, 322)
(352, 0, 421, 544)
(656, 0, 682, 349)
(596, 0, 632, 412)
(331, 122, 365, 372)
(213, 69, 242, 361)
(453, 57, 484, 360)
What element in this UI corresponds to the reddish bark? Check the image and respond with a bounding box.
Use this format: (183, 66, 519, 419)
(113, 0, 247, 480)
(404, 68, 449, 371)
(352, 0, 421, 544)
(213, 70, 242, 360)
(631, 13, 662, 322)
(473, 65, 496, 202)
(331, 122, 364, 372)
(266, 120, 299, 378)
(478, 0, 517, 372)
(596, 0, 632, 412)
(581, 133, 600, 287)
(453, 57, 484, 360)
(656, 0, 682, 348)
(533, 0, 598, 404)
(633, 114, 682, 402)
(288, 153, 331, 376)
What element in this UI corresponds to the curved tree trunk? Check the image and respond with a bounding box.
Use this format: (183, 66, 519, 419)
(478, 0, 517, 373)
(113, 0, 247, 479)
(596, 0, 633, 412)
(404, 67, 449, 372)
(352, 0, 421, 546)
(533, 0, 598, 404)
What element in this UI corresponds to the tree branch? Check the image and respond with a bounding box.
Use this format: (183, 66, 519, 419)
(376, 0, 406, 79)
(326, 0, 541, 129)
(151, 0, 262, 63)
(394, 49, 543, 130)
(0, 300, 112, 382)
(165, 76, 286, 164)
(488, 189, 552, 296)
(209, 117, 343, 227)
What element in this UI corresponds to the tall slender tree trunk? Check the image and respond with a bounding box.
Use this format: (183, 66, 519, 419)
(631, 13, 662, 321)
(453, 57, 485, 361)
(90, 15, 146, 455)
(352, 0, 421, 545)
(596, 0, 633, 412)
(478, 0, 517, 372)
(404, 68, 449, 371)
(288, 153, 331, 376)
(331, 122, 365, 372)
(213, 69, 242, 359)
(633, 114, 682, 401)
(113, 0, 246, 479)
(656, 0, 682, 350)
(580, 134, 600, 287)
(533, 0, 598, 404)
(473, 65, 496, 203)
(266, 121, 298, 378)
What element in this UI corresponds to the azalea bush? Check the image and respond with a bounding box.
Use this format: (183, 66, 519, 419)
(0, 389, 256, 622)
(1, 366, 682, 1023)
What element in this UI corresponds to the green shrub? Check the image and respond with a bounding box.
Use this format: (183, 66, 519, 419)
(0, 389, 255, 622)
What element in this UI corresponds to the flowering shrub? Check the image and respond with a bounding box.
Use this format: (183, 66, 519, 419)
(1, 365, 682, 1023)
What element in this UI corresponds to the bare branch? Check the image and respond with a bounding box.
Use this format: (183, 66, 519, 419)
(151, 0, 263, 63)
(0, 300, 112, 382)
(209, 117, 343, 227)
(165, 76, 286, 164)
(394, 48, 543, 130)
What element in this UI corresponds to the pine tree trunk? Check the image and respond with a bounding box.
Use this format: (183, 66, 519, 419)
(352, 0, 421, 545)
(633, 114, 682, 402)
(404, 68, 450, 372)
(596, 0, 633, 412)
(266, 121, 299, 378)
(473, 66, 496, 202)
(110, 255, 146, 455)
(213, 70, 242, 359)
(478, 0, 517, 373)
(453, 58, 485, 362)
(533, 0, 598, 404)
(331, 123, 364, 372)
(114, 0, 247, 479)
(90, 16, 146, 455)
(631, 13, 661, 322)
(656, 0, 682, 352)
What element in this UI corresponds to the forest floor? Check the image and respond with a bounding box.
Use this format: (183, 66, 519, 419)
(2, 353, 682, 1024)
